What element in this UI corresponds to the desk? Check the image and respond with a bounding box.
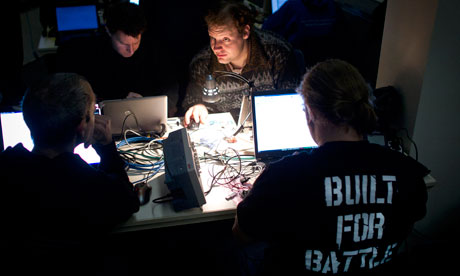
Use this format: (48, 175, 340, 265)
(115, 113, 257, 232)
(116, 112, 436, 232)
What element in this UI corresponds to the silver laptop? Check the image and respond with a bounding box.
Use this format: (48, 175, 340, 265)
(237, 94, 253, 128)
(100, 95, 168, 138)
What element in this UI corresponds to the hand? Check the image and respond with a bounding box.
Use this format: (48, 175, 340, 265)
(85, 115, 113, 148)
(184, 104, 208, 126)
(126, 92, 143, 98)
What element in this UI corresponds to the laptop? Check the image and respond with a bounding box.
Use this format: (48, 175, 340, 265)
(100, 95, 168, 138)
(251, 89, 317, 163)
(55, 4, 100, 44)
(0, 111, 100, 165)
(237, 94, 253, 128)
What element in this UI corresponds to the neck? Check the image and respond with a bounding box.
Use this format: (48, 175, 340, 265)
(32, 140, 77, 159)
(230, 40, 249, 69)
(315, 123, 363, 146)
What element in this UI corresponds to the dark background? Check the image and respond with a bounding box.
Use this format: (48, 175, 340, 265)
(0, 0, 386, 115)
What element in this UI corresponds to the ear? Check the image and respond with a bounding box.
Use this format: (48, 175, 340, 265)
(76, 118, 87, 141)
(305, 105, 315, 124)
(242, 25, 250, 40)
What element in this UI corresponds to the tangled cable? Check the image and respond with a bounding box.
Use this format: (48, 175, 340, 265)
(117, 135, 165, 185)
(202, 148, 264, 196)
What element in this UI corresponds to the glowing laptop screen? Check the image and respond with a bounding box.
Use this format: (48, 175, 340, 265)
(0, 112, 100, 164)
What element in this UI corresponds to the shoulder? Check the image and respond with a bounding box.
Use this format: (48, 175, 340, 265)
(254, 152, 315, 187)
(253, 28, 293, 56)
(189, 46, 213, 70)
(59, 35, 105, 53)
(323, 141, 430, 177)
(0, 144, 32, 163)
(188, 46, 214, 81)
(377, 145, 430, 177)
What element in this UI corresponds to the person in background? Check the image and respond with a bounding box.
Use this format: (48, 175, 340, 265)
(56, 2, 178, 116)
(262, 0, 338, 68)
(0, 73, 140, 274)
(182, 0, 304, 126)
(232, 59, 429, 275)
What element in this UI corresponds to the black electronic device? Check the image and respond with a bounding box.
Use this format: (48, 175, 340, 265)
(134, 182, 151, 206)
(163, 128, 206, 211)
(187, 118, 200, 130)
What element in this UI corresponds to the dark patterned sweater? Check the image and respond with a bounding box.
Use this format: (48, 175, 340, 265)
(183, 29, 304, 116)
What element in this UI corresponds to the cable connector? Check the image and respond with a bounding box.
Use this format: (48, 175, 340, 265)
(225, 192, 238, 201)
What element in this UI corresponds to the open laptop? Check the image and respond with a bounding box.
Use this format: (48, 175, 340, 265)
(251, 89, 317, 163)
(0, 111, 100, 165)
(237, 94, 253, 128)
(55, 4, 100, 44)
(100, 95, 168, 138)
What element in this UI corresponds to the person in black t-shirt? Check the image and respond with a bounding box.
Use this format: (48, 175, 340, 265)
(0, 73, 140, 274)
(56, 2, 179, 116)
(233, 59, 429, 275)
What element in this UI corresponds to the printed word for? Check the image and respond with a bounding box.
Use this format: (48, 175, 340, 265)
(336, 212, 384, 247)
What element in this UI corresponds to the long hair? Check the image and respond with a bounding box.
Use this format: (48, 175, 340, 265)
(301, 59, 377, 135)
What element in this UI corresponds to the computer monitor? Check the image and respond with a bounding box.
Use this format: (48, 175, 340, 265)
(55, 5, 99, 32)
(271, 0, 288, 13)
(0, 111, 100, 165)
(251, 89, 317, 162)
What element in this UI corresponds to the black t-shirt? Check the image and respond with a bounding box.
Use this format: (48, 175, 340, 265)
(0, 143, 139, 273)
(0, 143, 139, 246)
(237, 141, 429, 275)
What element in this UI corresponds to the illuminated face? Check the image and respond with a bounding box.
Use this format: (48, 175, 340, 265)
(208, 22, 250, 68)
(110, 30, 142, 58)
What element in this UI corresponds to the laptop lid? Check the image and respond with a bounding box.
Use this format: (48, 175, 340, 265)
(0, 111, 100, 164)
(100, 95, 168, 138)
(237, 94, 253, 128)
(251, 89, 317, 163)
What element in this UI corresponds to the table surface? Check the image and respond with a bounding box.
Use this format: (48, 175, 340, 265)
(115, 113, 257, 232)
(113, 112, 437, 232)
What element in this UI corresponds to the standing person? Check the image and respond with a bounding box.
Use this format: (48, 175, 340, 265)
(182, 0, 304, 126)
(233, 59, 429, 275)
(0, 73, 140, 274)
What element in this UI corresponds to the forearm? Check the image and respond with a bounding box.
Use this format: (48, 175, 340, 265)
(93, 141, 128, 181)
